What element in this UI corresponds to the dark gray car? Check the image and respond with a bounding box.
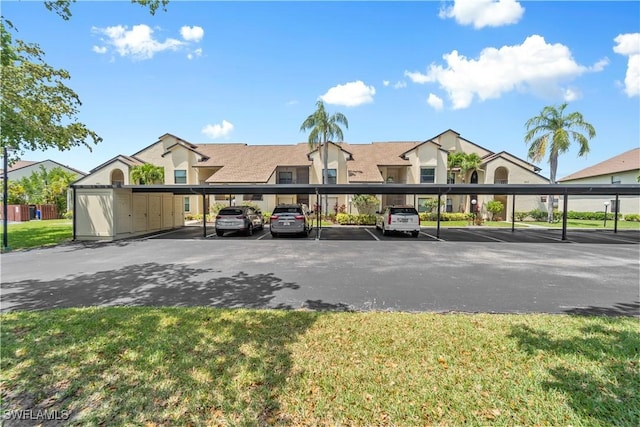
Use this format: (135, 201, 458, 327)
(269, 204, 313, 237)
(215, 206, 264, 236)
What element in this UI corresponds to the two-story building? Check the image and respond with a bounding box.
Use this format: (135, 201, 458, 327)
(75, 129, 550, 224)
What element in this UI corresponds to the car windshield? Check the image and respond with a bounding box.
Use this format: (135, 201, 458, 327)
(219, 208, 245, 216)
(273, 207, 302, 214)
(390, 207, 418, 214)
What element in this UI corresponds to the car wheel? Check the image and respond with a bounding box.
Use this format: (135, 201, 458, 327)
(411, 231, 420, 238)
(382, 225, 390, 236)
(271, 232, 278, 238)
(246, 224, 254, 236)
(216, 230, 224, 237)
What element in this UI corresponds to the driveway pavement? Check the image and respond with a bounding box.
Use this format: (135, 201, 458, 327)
(1, 227, 638, 316)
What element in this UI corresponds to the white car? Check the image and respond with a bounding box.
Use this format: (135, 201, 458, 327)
(376, 206, 420, 237)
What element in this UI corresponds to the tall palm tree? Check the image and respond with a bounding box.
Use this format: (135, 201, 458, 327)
(525, 103, 596, 222)
(130, 163, 165, 185)
(300, 100, 348, 214)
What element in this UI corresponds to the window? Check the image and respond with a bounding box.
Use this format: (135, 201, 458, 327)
(278, 171, 293, 184)
(420, 167, 435, 183)
(612, 176, 622, 184)
(174, 170, 187, 184)
(244, 194, 263, 201)
(610, 199, 619, 213)
(447, 173, 455, 184)
(327, 169, 337, 184)
(184, 197, 190, 212)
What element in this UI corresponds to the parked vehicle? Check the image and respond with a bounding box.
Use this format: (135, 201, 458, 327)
(270, 204, 313, 237)
(375, 205, 420, 237)
(215, 206, 264, 236)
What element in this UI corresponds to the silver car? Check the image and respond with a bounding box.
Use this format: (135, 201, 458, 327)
(269, 204, 313, 237)
(215, 206, 264, 237)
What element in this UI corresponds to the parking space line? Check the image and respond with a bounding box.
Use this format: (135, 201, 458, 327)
(256, 232, 268, 240)
(420, 231, 443, 241)
(364, 228, 380, 241)
(520, 229, 570, 242)
(457, 228, 506, 242)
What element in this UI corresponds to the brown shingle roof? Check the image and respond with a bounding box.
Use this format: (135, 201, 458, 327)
(559, 148, 640, 181)
(343, 142, 418, 182)
(196, 143, 312, 183)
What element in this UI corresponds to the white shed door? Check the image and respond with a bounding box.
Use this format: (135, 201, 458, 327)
(162, 194, 173, 229)
(133, 194, 148, 232)
(115, 193, 132, 234)
(148, 195, 162, 230)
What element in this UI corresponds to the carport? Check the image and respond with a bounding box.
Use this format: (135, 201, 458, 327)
(72, 183, 640, 241)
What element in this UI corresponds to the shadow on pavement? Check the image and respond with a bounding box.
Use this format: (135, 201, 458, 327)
(1, 262, 338, 313)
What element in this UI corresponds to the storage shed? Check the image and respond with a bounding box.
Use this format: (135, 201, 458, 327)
(74, 187, 184, 240)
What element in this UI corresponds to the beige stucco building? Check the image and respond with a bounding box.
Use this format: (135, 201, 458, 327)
(558, 148, 640, 215)
(74, 129, 550, 232)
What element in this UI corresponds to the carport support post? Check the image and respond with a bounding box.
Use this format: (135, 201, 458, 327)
(315, 187, 320, 241)
(511, 193, 516, 232)
(202, 192, 207, 238)
(561, 192, 568, 241)
(436, 192, 442, 239)
(72, 186, 77, 241)
(614, 194, 619, 233)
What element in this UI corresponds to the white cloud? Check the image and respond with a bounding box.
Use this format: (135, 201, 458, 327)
(563, 88, 580, 102)
(286, 100, 299, 106)
(181, 25, 204, 42)
(613, 33, 640, 97)
(92, 45, 107, 54)
(393, 81, 407, 89)
(439, 0, 524, 29)
(427, 93, 444, 110)
(383, 80, 390, 86)
(187, 48, 203, 60)
(320, 81, 376, 107)
(92, 24, 184, 60)
(405, 35, 604, 109)
(202, 120, 234, 139)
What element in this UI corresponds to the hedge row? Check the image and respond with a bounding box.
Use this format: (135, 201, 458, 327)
(335, 213, 377, 225)
(419, 212, 469, 222)
(514, 210, 628, 221)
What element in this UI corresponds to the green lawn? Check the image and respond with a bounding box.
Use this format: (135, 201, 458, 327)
(0, 219, 72, 251)
(526, 219, 640, 229)
(1, 307, 637, 426)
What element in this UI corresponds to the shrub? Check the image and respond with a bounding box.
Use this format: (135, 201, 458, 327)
(336, 213, 376, 225)
(352, 194, 380, 215)
(420, 198, 443, 213)
(209, 203, 227, 217)
(486, 200, 504, 220)
(63, 210, 73, 220)
(528, 208, 547, 221)
(624, 213, 640, 222)
(514, 211, 528, 221)
(262, 211, 272, 223)
(419, 212, 468, 222)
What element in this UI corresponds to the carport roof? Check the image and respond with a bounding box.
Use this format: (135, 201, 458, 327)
(71, 183, 640, 196)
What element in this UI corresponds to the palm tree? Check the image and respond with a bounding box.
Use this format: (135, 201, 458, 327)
(525, 103, 596, 222)
(130, 164, 165, 185)
(300, 100, 348, 215)
(460, 153, 482, 180)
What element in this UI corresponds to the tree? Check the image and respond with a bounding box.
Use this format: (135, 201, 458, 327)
(300, 100, 348, 215)
(130, 164, 165, 185)
(12, 166, 78, 214)
(0, 0, 169, 163)
(352, 194, 379, 215)
(525, 103, 596, 222)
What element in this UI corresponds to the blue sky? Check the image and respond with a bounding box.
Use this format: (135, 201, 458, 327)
(4, 0, 639, 179)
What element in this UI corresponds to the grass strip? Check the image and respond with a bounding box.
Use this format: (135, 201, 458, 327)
(1, 307, 638, 426)
(0, 220, 72, 251)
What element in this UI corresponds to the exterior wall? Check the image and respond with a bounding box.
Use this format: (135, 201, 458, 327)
(76, 189, 115, 239)
(75, 160, 132, 185)
(559, 170, 640, 214)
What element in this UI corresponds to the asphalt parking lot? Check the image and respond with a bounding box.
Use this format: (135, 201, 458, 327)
(150, 224, 640, 244)
(2, 224, 638, 316)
